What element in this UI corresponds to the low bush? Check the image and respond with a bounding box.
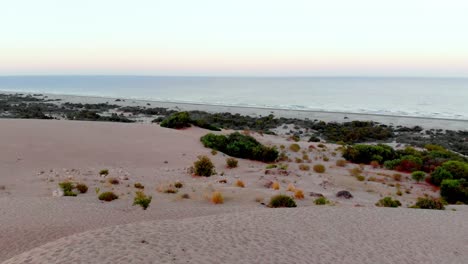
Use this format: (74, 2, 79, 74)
(133, 191, 152, 210)
(269, 194, 297, 208)
(76, 183, 88, 193)
(211, 149, 218, 155)
(356, 175, 365, 181)
(289, 144, 301, 152)
(299, 164, 310, 171)
(411, 171, 426, 182)
(98, 192, 118, 202)
(375, 197, 401, 208)
(393, 173, 402, 181)
(200, 132, 278, 162)
(314, 197, 329, 205)
(349, 167, 362, 177)
(430, 167, 453, 186)
(211, 191, 224, 204)
(226, 157, 238, 168)
(342, 144, 397, 164)
(313, 164, 326, 173)
(59, 181, 74, 192)
(266, 164, 277, 169)
(108, 178, 120, 185)
(411, 197, 445, 210)
(174, 181, 183, 188)
(194, 155, 216, 176)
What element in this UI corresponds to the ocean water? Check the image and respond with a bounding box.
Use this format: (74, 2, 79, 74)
(0, 76, 467, 120)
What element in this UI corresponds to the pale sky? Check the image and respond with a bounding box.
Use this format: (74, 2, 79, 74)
(1, 0, 468, 76)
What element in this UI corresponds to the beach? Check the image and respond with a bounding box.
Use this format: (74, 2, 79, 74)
(1, 117, 467, 263)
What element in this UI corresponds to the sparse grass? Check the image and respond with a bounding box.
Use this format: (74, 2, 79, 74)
(299, 164, 310, 171)
(313, 164, 326, 173)
(336, 159, 347, 167)
(314, 197, 329, 205)
(287, 183, 296, 192)
(235, 180, 245, 188)
(134, 182, 144, 189)
(163, 186, 178, 194)
(99, 169, 109, 176)
(349, 167, 363, 177)
(226, 157, 238, 168)
(295, 157, 303, 163)
(108, 178, 120, 185)
(255, 196, 264, 203)
(95, 187, 100, 194)
(278, 164, 288, 170)
(375, 197, 401, 207)
(367, 176, 377, 182)
(302, 154, 309, 161)
(211, 191, 224, 204)
(289, 143, 301, 152)
(211, 149, 218, 155)
(133, 191, 152, 210)
(174, 181, 183, 188)
(59, 181, 74, 192)
(98, 191, 118, 202)
(294, 189, 305, 199)
(266, 164, 277, 169)
(194, 155, 216, 177)
(269, 194, 297, 208)
(76, 183, 88, 194)
(272, 181, 280, 190)
(396, 190, 403, 196)
(356, 175, 365, 181)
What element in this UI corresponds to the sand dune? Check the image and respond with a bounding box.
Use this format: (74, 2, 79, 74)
(3, 207, 468, 264)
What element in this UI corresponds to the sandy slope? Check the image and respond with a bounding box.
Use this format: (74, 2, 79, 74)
(3, 207, 468, 264)
(1, 119, 467, 263)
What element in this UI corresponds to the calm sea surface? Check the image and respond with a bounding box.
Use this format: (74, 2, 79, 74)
(1, 76, 467, 120)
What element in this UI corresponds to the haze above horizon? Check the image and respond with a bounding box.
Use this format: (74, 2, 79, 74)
(1, 0, 468, 77)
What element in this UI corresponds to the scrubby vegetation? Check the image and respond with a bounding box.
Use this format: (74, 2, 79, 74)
(160, 112, 191, 129)
(134, 182, 144, 189)
(226, 157, 238, 168)
(193, 155, 216, 176)
(289, 143, 300, 152)
(375, 197, 402, 208)
(269, 194, 297, 208)
(411, 197, 445, 210)
(98, 192, 118, 202)
(313, 164, 326, 173)
(299, 164, 310, 171)
(174, 181, 183, 188)
(294, 189, 304, 199)
(59, 181, 77, 196)
(200, 132, 278, 162)
(133, 191, 152, 210)
(440, 179, 467, 204)
(272, 181, 280, 190)
(99, 169, 109, 176)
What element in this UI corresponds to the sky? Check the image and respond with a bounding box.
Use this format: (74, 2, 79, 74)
(1, 0, 468, 77)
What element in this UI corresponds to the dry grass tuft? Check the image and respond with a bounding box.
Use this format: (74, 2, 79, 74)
(299, 164, 310, 171)
(289, 143, 301, 152)
(272, 181, 280, 190)
(211, 191, 224, 204)
(294, 189, 305, 199)
(349, 167, 363, 177)
(235, 180, 245, 188)
(313, 164, 326, 173)
(370, 161, 380, 168)
(287, 183, 296, 192)
(336, 159, 347, 167)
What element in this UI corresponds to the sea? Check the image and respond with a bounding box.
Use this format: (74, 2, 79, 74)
(0, 76, 467, 120)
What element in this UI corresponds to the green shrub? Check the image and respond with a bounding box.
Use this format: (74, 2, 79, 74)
(194, 155, 216, 176)
(314, 197, 329, 205)
(411, 197, 445, 210)
(289, 143, 301, 152)
(160, 111, 191, 129)
(76, 183, 88, 193)
(99, 169, 109, 176)
(313, 164, 326, 173)
(269, 194, 297, 208)
(133, 191, 152, 210)
(64, 190, 77, 197)
(440, 179, 468, 204)
(226, 157, 238, 168)
(59, 181, 74, 192)
(98, 192, 118, 202)
(431, 167, 453, 186)
(200, 132, 278, 162)
(375, 197, 401, 208)
(411, 171, 426, 182)
(440, 161, 468, 180)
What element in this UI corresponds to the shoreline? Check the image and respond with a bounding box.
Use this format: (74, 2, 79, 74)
(3, 90, 468, 131)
